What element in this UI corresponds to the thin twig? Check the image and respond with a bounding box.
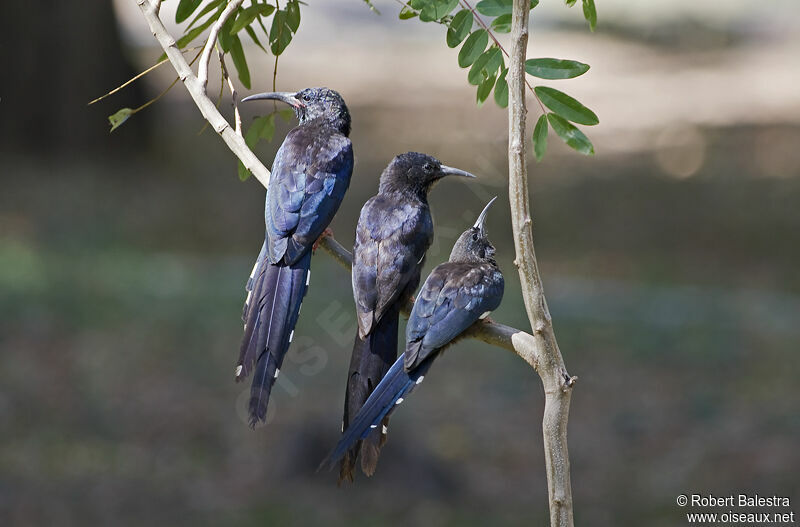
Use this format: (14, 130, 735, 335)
(135, 0, 270, 186)
(89, 45, 203, 105)
(508, 1, 575, 525)
(218, 48, 243, 137)
(459, 0, 548, 115)
(198, 0, 245, 90)
(317, 236, 543, 371)
(126, 47, 204, 119)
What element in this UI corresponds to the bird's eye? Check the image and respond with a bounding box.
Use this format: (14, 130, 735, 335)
(423, 163, 433, 172)
(302, 93, 311, 101)
(472, 232, 479, 241)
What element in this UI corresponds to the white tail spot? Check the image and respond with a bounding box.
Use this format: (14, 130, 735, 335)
(305, 270, 311, 286)
(289, 330, 295, 343)
(273, 368, 280, 379)
(235, 365, 243, 377)
(479, 311, 491, 319)
(341, 422, 344, 433)
(370, 424, 377, 429)
(395, 397, 404, 405)
(416, 376, 424, 385)
(382, 425, 388, 435)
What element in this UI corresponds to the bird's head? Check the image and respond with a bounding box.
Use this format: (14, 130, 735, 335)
(242, 87, 351, 136)
(379, 152, 475, 197)
(449, 197, 499, 264)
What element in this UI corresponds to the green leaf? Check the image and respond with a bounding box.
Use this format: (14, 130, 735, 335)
(399, 6, 418, 19)
(447, 10, 473, 47)
(245, 114, 275, 148)
(229, 35, 250, 89)
(185, 0, 224, 32)
(476, 0, 537, 16)
(218, 14, 235, 52)
(534, 86, 598, 125)
(108, 108, 133, 132)
(525, 58, 590, 79)
(490, 13, 512, 33)
(420, 0, 459, 22)
(458, 30, 488, 68)
(547, 114, 594, 155)
(532, 114, 548, 161)
(582, 0, 597, 31)
(476, 0, 512, 16)
(286, 0, 301, 32)
(240, 113, 278, 180)
(176, 0, 203, 23)
(494, 68, 508, 108)
(237, 161, 249, 181)
(244, 25, 267, 53)
(476, 72, 497, 105)
(270, 6, 298, 55)
(231, 4, 276, 34)
(468, 47, 502, 85)
(278, 108, 295, 122)
(160, 8, 221, 60)
(565, 0, 577, 6)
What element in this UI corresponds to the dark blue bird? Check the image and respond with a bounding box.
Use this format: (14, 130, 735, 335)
(341, 152, 476, 482)
(236, 87, 353, 427)
(322, 197, 504, 472)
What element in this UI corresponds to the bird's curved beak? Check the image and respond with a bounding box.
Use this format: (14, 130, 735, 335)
(439, 165, 476, 179)
(473, 196, 498, 234)
(241, 91, 305, 108)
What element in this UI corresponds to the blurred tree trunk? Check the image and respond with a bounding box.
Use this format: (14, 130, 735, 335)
(1, 0, 148, 156)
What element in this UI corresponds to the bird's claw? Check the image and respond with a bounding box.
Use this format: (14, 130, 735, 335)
(313, 228, 334, 253)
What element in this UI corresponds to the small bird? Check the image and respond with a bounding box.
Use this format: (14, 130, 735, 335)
(236, 88, 353, 426)
(341, 152, 476, 482)
(322, 197, 504, 472)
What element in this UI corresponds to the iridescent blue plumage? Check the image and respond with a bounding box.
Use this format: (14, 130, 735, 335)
(322, 198, 504, 473)
(340, 153, 476, 482)
(237, 87, 353, 426)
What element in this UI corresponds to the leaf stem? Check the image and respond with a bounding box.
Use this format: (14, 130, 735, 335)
(459, 0, 547, 115)
(88, 45, 203, 106)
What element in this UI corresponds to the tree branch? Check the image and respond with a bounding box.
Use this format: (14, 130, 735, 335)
(317, 236, 542, 370)
(508, 2, 576, 526)
(197, 0, 244, 90)
(134, 4, 573, 521)
(134, 0, 270, 187)
(218, 49, 243, 137)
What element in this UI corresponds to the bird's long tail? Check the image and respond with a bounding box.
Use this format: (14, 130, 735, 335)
(339, 304, 400, 482)
(321, 349, 434, 473)
(236, 249, 312, 427)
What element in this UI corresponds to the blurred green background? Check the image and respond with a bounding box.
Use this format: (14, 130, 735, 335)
(1, 1, 799, 525)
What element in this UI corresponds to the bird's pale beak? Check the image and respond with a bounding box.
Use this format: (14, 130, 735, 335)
(241, 91, 305, 108)
(473, 196, 498, 233)
(439, 165, 477, 179)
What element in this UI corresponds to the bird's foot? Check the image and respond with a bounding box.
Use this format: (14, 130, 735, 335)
(313, 228, 334, 253)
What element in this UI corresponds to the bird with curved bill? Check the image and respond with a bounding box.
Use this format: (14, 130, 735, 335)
(236, 87, 353, 427)
(321, 197, 505, 474)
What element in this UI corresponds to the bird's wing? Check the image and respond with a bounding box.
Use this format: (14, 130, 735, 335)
(404, 262, 504, 370)
(266, 127, 353, 264)
(352, 196, 432, 336)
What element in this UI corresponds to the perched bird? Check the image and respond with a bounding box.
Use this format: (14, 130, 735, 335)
(322, 197, 504, 472)
(236, 88, 353, 426)
(341, 152, 476, 482)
